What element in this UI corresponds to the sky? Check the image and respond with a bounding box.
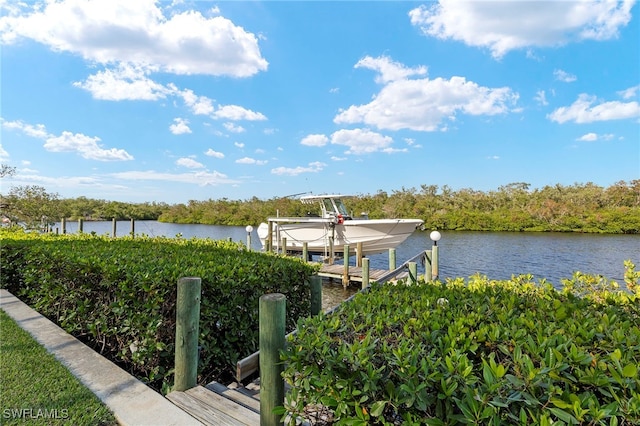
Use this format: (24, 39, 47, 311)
(1, 0, 639, 204)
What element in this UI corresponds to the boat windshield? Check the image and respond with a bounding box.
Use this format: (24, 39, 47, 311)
(334, 199, 350, 216)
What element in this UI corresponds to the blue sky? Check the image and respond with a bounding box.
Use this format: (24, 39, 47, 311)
(1, 0, 638, 204)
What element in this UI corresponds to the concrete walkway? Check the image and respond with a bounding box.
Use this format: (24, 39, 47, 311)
(0, 289, 203, 426)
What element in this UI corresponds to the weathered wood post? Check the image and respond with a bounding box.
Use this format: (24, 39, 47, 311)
(78, 218, 84, 233)
(362, 258, 370, 289)
(342, 244, 350, 289)
(429, 231, 441, 280)
(389, 248, 396, 270)
(174, 277, 201, 392)
(356, 242, 363, 267)
(310, 275, 322, 316)
(112, 218, 117, 238)
(424, 250, 432, 282)
(266, 221, 273, 252)
(302, 242, 308, 262)
(61, 218, 66, 234)
(245, 225, 253, 250)
(281, 237, 287, 255)
(432, 245, 439, 280)
(408, 262, 418, 285)
(260, 293, 286, 426)
(130, 218, 135, 237)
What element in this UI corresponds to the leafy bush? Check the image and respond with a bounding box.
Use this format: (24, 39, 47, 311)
(281, 270, 639, 425)
(0, 227, 318, 393)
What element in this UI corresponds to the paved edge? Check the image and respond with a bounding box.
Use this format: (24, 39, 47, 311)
(0, 289, 203, 426)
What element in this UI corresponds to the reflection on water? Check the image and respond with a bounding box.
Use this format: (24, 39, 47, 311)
(321, 278, 360, 312)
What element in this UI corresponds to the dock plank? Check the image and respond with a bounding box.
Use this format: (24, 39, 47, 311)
(167, 386, 259, 426)
(206, 382, 261, 413)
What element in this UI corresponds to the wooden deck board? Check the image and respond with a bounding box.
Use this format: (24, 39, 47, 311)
(167, 386, 259, 426)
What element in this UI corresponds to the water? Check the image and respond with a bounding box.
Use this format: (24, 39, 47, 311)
(53, 220, 639, 291)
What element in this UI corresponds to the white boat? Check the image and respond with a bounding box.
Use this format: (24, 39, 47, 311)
(256, 194, 423, 258)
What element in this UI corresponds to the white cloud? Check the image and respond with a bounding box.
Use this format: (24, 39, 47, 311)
(0, 0, 268, 77)
(176, 157, 204, 168)
(301, 134, 329, 147)
(577, 132, 615, 142)
(74, 63, 170, 101)
(214, 105, 267, 121)
(330, 128, 394, 155)
(204, 148, 224, 159)
(175, 87, 215, 115)
(330, 156, 347, 161)
(409, 1, 635, 59)
(111, 170, 238, 186)
(224, 122, 245, 133)
(549, 94, 640, 124)
(236, 157, 267, 165)
(271, 161, 326, 176)
(44, 131, 134, 161)
(618, 85, 640, 100)
(554, 69, 577, 83)
(234, 142, 245, 149)
(355, 55, 427, 83)
(2, 119, 133, 161)
(0, 144, 8, 159)
(169, 118, 192, 135)
(335, 57, 518, 132)
(534, 90, 548, 106)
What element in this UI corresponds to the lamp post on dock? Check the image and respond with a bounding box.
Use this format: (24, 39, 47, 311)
(430, 231, 441, 280)
(245, 225, 253, 250)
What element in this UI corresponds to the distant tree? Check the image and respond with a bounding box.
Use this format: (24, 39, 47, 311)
(3, 185, 60, 230)
(0, 164, 16, 178)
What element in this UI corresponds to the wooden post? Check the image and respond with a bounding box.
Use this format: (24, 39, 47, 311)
(362, 258, 370, 289)
(259, 293, 286, 426)
(342, 244, 350, 289)
(78, 218, 84, 233)
(266, 221, 273, 252)
(112, 218, 117, 238)
(408, 262, 417, 285)
(281, 237, 287, 255)
(424, 250, 432, 281)
(432, 245, 439, 280)
(389, 248, 396, 270)
(302, 242, 308, 262)
(61, 218, 66, 234)
(174, 277, 201, 392)
(310, 275, 322, 315)
(130, 218, 135, 237)
(356, 242, 363, 267)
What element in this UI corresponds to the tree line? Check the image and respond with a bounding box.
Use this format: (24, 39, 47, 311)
(1, 163, 639, 234)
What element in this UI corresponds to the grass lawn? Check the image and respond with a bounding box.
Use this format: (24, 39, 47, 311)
(0, 309, 117, 425)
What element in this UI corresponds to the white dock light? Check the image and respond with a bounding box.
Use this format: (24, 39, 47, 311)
(430, 230, 441, 246)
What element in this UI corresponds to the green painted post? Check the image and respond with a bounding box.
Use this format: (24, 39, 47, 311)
(310, 275, 322, 315)
(424, 250, 432, 281)
(260, 293, 286, 426)
(130, 218, 135, 237)
(389, 248, 396, 270)
(61, 218, 66, 234)
(112, 218, 117, 238)
(78, 218, 84, 233)
(266, 221, 273, 252)
(432, 245, 439, 280)
(174, 277, 201, 392)
(408, 262, 418, 285)
(362, 258, 370, 289)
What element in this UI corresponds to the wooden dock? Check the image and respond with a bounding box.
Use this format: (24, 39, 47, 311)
(318, 263, 408, 284)
(167, 381, 261, 425)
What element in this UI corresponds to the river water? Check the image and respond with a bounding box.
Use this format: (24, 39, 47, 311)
(54, 220, 639, 297)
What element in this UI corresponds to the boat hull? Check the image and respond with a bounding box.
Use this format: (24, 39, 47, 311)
(259, 219, 423, 256)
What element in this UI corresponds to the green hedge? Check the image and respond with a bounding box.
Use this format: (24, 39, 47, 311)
(281, 271, 640, 425)
(0, 227, 318, 393)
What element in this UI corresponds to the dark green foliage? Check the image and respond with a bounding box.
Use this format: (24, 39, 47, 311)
(281, 273, 640, 425)
(0, 228, 318, 393)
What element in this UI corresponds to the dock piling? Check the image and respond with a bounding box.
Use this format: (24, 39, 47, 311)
(174, 277, 201, 392)
(259, 293, 286, 426)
